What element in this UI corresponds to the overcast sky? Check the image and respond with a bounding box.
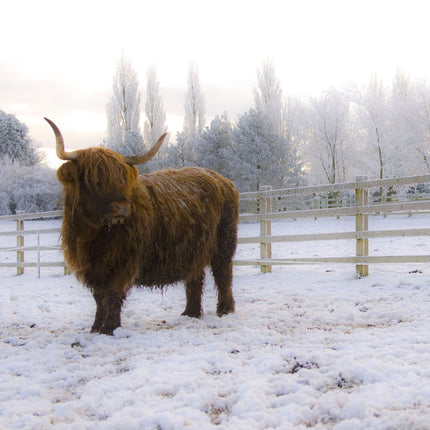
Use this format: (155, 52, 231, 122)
(2, 0, 430, 164)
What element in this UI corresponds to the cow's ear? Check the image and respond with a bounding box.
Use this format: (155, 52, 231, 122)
(56, 161, 78, 187)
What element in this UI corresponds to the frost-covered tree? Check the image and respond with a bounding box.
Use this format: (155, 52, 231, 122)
(162, 139, 183, 169)
(0, 112, 58, 214)
(343, 71, 430, 181)
(0, 159, 61, 214)
(305, 89, 351, 184)
(348, 76, 391, 179)
(168, 131, 199, 168)
(410, 79, 430, 172)
(347, 73, 414, 180)
(281, 96, 306, 186)
(123, 130, 146, 156)
(105, 55, 144, 155)
(230, 60, 303, 191)
(0, 111, 40, 165)
(183, 63, 205, 140)
(298, 70, 430, 182)
(194, 113, 235, 180)
(232, 108, 287, 191)
(389, 69, 416, 176)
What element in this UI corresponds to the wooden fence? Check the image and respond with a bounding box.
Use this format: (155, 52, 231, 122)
(235, 174, 430, 276)
(1, 174, 430, 277)
(0, 210, 66, 277)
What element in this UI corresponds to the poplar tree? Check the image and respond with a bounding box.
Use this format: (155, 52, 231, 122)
(105, 55, 144, 155)
(144, 65, 167, 147)
(173, 63, 206, 167)
(143, 65, 168, 170)
(183, 62, 205, 139)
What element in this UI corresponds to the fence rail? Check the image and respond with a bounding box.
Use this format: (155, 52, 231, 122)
(2, 175, 430, 277)
(239, 174, 430, 199)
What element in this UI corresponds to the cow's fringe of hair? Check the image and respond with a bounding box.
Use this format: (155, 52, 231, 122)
(78, 148, 139, 193)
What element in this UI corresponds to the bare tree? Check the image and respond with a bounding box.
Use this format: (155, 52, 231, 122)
(306, 89, 350, 184)
(349, 76, 390, 180)
(391, 69, 415, 174)
(390, 69, 428, 176)
(411, 79, 430, 171)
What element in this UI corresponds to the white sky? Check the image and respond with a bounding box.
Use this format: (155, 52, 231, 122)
(2, 0, 430, 165)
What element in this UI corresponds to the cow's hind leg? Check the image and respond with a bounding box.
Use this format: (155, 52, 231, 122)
(212, 204, 237, 316)
(212, 257, 235, 316)
(182, 272, 205, 318)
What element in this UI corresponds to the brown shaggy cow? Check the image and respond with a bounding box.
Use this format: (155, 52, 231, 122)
(45, 118, 238, 335)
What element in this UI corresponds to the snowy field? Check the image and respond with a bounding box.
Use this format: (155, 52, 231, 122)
(1, 215, 430, 429)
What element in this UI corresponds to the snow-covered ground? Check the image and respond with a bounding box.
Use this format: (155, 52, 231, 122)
(1, 215, 430, 429)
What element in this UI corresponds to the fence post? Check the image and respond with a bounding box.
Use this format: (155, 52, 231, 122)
(259, 185, 272, 273)
(64, 264, 71, 276)
(355, 176, 369, 277)
(16, 210, 25, 275)
(37, 230, 41, 279)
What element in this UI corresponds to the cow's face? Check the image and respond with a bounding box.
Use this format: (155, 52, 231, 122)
(57, 148, 139, 227)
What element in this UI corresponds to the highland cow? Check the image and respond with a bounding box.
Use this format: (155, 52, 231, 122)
(45, 118, 238, 335)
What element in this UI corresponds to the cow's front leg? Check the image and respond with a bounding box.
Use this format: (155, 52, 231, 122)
(91, 290, 106, 333)
(99, 291, 126, 335)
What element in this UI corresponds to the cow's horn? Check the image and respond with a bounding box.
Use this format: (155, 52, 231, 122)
(123, 133, 168, 165)
(44, 117, 79, 161)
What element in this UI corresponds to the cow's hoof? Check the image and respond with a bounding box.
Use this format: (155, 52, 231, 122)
(92, 326, 116, 336)
(216, 301, 235, 316)
(181, 309, 203, 318)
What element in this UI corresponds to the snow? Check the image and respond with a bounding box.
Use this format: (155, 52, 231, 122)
(1, 215, 430, 429)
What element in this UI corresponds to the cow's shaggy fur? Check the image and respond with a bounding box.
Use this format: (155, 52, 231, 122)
(56, 144, 238, 335)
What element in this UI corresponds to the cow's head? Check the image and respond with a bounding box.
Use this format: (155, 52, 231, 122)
(45, 118, 167, 227)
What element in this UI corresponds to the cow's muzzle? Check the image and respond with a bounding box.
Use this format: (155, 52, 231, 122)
(111, 201, 130, 217)
(101, 201, 130, 226)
